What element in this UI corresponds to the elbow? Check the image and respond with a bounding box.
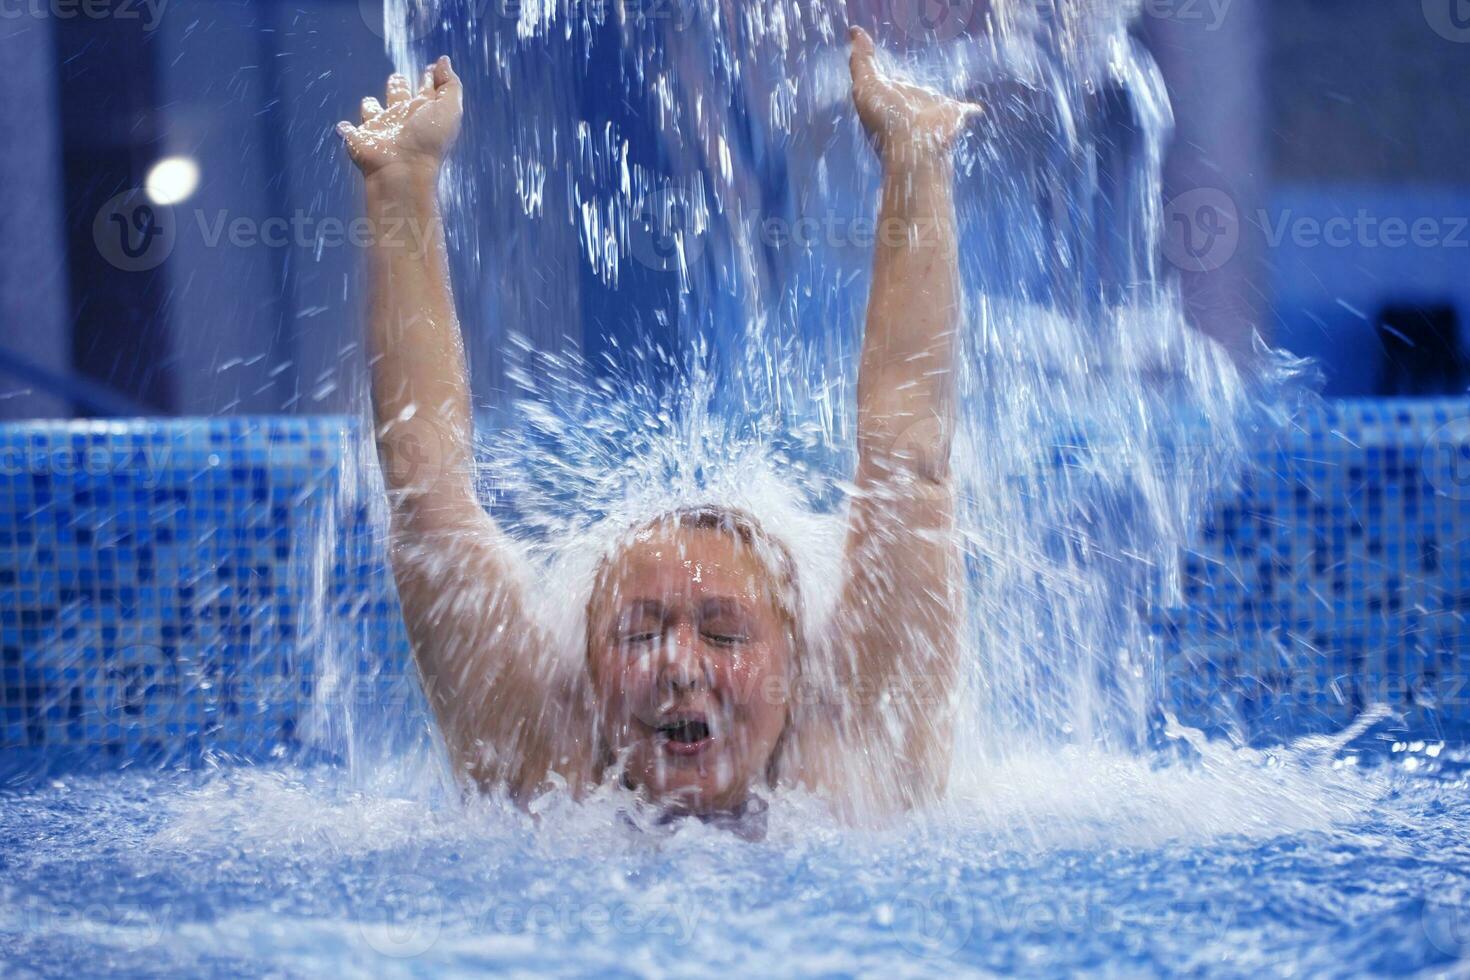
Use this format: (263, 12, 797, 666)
(375, 412, 477, 513)
(857, 412, 953, 487)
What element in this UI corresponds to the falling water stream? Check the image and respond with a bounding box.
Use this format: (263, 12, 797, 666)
(4, 1, 1470, 974)
(349, 0, 1316, 776)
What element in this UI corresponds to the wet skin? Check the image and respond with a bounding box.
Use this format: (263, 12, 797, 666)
(586, 526, 795, 814)
(344, 29, 967, 818)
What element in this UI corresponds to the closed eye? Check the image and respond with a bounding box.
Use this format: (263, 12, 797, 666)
(619, 631, 660, 646)
(702, 631, 748, 647)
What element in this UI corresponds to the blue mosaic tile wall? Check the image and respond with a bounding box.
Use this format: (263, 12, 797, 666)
(1154, 399, 1470, 744)
(0, 417, 411, 776)
(1, 400, 1468, 776)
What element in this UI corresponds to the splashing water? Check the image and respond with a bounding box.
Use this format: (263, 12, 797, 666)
(322, 0, 1320, 786)
(18, 1, 1470, 974)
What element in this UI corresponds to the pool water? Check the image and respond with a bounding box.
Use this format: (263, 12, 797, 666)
(2, 5, 1467, 975)
(4, 740, 1467, 977)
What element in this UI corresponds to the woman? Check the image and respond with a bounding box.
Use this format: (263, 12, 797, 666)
(337, 28, 972, 822)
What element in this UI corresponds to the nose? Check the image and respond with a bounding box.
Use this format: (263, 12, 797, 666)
(656, 623, 711, 697)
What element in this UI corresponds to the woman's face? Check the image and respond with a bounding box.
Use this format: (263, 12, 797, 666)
(587, 524, 794, 814)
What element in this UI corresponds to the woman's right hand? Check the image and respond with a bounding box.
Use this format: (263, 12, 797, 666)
(338, 56, 463, 179)
(848, 28, 979, 172)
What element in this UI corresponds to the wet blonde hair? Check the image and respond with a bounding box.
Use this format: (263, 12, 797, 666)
(584, 504, 805, 648)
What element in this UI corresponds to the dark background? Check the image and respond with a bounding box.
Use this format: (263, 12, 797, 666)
(1, 0, 1467, 420)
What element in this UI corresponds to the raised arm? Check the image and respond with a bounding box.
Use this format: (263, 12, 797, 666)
(338, 59, 589, 798)
(821, 29, 974, 808)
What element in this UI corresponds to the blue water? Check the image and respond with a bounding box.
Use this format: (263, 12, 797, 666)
(4, 741, 1467, 976)
(2, 4, 1461, 977)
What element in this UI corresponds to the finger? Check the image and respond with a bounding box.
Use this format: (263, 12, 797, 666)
(849, 26, 878, 87)
(432, 54, 461, 97)
(335, 121, 358, 142)
(420, 68, 435, 98)
(360, 97, 383, 122)
(386, 73, 412, 106)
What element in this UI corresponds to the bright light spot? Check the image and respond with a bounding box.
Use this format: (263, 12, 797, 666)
(145, 156, 200, 206)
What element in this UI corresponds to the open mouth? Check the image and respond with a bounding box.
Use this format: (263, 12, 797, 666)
(654, 716, 713, 755)
(658, 718, 710, 743)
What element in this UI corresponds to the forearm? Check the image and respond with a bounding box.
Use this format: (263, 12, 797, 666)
(819, 28, 967, 809)
(339, 60, 581, 798)
(363, 164, 477, 521)
(856, 157, 960, 484)
(842, 157, 963, 805)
